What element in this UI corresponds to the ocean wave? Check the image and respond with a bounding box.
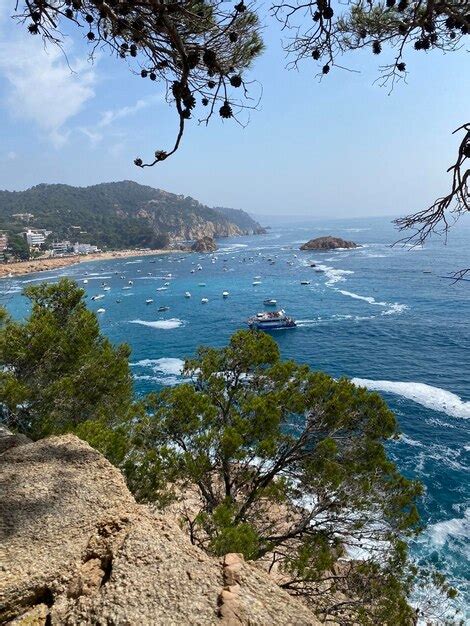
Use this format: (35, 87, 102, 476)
(351, 378, 470, 419)
(313, 264, 354, 286)
(336, 289, 407, 316)
(21, 275, 61, 283)
(129, 319, 184, 330)
(131, 357, 185, 385)
(425, 508, 470, 548)
(131, 357, 185, 375)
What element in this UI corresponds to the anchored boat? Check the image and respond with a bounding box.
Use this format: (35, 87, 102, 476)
(263, 298, 277, 306)
(247, 310, 296, 330)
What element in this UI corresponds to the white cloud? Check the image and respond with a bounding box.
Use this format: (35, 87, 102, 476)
(0, 18, 97, 146)
(6, 151, 17, 160)
(98, 97, 159, 128)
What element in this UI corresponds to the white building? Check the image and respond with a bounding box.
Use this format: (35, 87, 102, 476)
(51, 241, 71, 254)
(73, 242, 99, 255)
(23, 229, 51, 248)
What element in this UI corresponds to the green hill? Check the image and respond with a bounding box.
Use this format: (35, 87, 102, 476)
(0, 181, 265, 250)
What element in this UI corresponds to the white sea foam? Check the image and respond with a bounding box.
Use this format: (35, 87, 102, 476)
(336, 289, 408, 316)
(132, 357, 185, 375)
(313, 264, 354, 286)
(131, 357, 185, 385)
(426, 509, 470, 548)
(130, 319, 184, 330)
(351, 378, 470, 419)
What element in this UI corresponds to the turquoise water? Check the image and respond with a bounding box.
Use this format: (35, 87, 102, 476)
(2, 216, 469, 616)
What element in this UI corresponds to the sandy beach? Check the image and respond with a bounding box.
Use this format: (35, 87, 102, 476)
(0, 248, 177, 279)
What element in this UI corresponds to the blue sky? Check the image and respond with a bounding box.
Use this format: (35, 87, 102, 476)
(0, 1, 468, 219)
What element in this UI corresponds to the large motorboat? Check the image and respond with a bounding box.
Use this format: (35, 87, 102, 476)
(247, 309, 296, 330)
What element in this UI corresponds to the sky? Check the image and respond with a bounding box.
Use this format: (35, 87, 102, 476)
(0, 1, 468, 219)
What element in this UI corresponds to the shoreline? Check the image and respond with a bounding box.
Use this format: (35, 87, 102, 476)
(0, 248, 178, 280)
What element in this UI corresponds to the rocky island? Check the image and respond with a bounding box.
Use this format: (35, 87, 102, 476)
(191, 236, 218, 253)
(300, 235, 358, 251)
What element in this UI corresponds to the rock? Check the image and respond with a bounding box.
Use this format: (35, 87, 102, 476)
(191, 236, 218, 253)
(300, 236, 358, 251)
(1, 435, 321, 625)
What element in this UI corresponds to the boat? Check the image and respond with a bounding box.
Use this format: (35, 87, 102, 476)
(198, 282, 206, 287)
(247, 310, 296, 330)
(263, 299, 277, 306)
(97, 308, 106, 314)
(222, 291, 229, 298)
(146, 299, 154, 304)
(116, 299, 121, 303)
(164, 282, 170, 286)
(83, 279, 88, 284)
(185, 291, 191, 298)
(158, 306, 170, 312)
(103, 286, 111, 291)
(122, 286, 132, 290)
(253, 281, 262, 286)
(156, 286, 167, 291)
(128, 280, 133, 285)
(300, 280, 311, 285)
(91, 294, 105, 301)
(201, 298, 209, 304)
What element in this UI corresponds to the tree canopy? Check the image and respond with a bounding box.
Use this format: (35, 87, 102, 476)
(130, 329, 428, 623)
(0, 279, 134, 447)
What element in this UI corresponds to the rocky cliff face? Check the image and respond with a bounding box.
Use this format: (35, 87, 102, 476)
(300, 236, 358, 251)
(0, 434, 320, 625)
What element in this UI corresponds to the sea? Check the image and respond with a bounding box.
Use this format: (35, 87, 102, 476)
(1, 215, 469, 620)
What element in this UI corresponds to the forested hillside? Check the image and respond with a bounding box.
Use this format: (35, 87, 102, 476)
(0, 181, 265, 249)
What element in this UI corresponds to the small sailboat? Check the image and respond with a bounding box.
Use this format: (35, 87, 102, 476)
(201, 297, 209, 304)
(185, 291, 191, 298)
(146, 298, 154, 304)
(222, 291, 229, 298)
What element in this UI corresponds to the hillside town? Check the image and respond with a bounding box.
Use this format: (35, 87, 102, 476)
(0, 226, 100, 264)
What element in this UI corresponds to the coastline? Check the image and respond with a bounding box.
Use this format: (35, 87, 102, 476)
(0, 248, 177, 279)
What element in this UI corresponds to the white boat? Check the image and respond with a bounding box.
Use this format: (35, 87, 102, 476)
(156, 286, 167, 291)
(185, 291, 191, 298)
(198, 282, 206, 287)
(103, 286, 111, 291)
(146, 299, 154, 304)
(122, 286, 132, 290)
(97, 308, 106, 314)
(164, 282, 170, 286)
(128, 280, 133, 285)
(158, 306, 170, 312)
(254, 275, 261, 279)
(201, 297, 209, 304)
(300, 280, 311, 285)
(264, 298, 277, 306)
(91, 294, 105, 301)
(248, 309, 296, 330)
(83, 279, 88, 284)
(222, 291, 229, 298)
(253, 281, 262, 286)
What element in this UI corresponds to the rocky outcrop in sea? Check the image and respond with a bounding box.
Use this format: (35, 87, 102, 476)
(300, 236, 358, 251)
